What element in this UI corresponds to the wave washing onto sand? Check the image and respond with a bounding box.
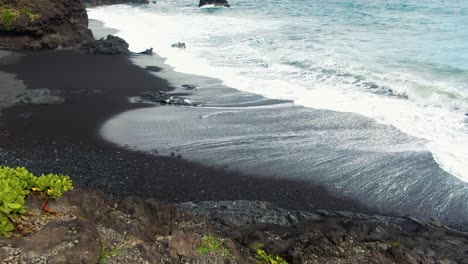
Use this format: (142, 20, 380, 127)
(88, 2, 468, 183)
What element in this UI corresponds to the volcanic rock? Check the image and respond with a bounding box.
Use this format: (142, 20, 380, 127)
(0, 0, 93, 49)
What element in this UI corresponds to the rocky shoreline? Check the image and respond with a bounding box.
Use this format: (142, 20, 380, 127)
(1, 49, 467, 264)
(0, 186, 466, 263)
(1, 0, 467, 263)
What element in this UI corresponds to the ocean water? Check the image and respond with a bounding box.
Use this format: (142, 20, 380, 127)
(88, 1, 468, 223)
(88, 0, 468, 183)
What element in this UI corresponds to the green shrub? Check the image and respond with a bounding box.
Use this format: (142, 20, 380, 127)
(0, 4, 40, 30)
(0, 213, 14, 237)
(197, 235, 231, 257)
(255, 248, 287, 264)
(251, 242, 288, 264)
(387, 241, 401, 248)
(0, 166, 73, 237)
(0, 5, 20, 30)
(34, 173, 74, 199)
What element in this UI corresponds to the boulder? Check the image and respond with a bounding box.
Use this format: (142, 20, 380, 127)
(81, 35, 130, 55)
(139, 91, 192, 106)
(0, 0, 93, 49)
(199, 0, 230, 7)
(138, 48, 153, 55)
(15, 89, 64, 105)
(182, 84, 199, 90)
(171, 42, 186, 49)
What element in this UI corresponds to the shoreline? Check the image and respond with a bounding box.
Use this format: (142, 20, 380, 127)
(1, 45, 467, 230)
(0, 50, 371, 215)
(1, 48, 467, 230)
(107, 39, 468, 227)
(86, 13, 468, 226)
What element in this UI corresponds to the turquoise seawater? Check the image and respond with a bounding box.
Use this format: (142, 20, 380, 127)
(88, 0, 468, 181)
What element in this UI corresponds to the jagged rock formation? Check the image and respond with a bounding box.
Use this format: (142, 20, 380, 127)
(81, 34, 130, 55)
(83, 0, 149, 6)
(171, 42, 186, 49)
(0, 187, 466, 263)
(182, 200, 468, 263)
(199, 0, 230, 7)
(0, 0, 93, 49)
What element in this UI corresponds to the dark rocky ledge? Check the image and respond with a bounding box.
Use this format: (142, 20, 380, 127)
(0, 0, 93, 49)
(81, 34, 130, 55)
(0, 187, 466, 263)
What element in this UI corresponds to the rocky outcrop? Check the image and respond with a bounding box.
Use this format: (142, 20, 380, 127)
(137, 90, 195, 106)
(15, 89, 65, 105)
(171, 42, 186, 49)
(138, 48, 153, 55)
(1, 188, 466, 263)
(81, 34, 130, 55)
(0, 0, 93, 49)
(0, 187, 250, 263)
(182, 200, 468, 264)
(83, 0, 149, 6)
(199, 0, 230, 7)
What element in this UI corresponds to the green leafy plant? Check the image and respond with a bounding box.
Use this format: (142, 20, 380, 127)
(0, 3, 40, 30)
(251, 242, 288, 264)
(0, 213, 14, 237)
(197, 235, 231, 257)
(34, 174, 74, 199)
(0, 5, 20, 30)
(0, 166, 73, 237)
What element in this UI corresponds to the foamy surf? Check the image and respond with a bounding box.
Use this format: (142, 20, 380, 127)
(88, 1, 468, 183)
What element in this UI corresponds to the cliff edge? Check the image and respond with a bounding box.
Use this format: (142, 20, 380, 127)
(0, 0, 92, 49)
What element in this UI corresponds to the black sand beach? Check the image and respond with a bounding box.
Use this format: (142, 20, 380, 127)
(0, 51, 367, 213)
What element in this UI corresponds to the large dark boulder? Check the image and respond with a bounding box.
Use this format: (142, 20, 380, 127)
(0, 0, 93, 49)
(81, 35, 130, 55)
(83, 0, 149, 5)
(199, 0, 230, 7)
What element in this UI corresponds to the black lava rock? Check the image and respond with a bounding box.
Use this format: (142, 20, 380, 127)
(81, 35, 130, 55)
(171, 42, 186, 49)
(199, 0, 230, 7)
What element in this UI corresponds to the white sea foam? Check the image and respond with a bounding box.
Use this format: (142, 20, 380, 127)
(88, 4, 468, 183)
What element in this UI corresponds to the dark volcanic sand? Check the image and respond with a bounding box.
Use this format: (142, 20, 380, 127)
(0, 51, 369, 213)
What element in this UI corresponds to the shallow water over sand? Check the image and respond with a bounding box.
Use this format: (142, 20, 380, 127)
(89, 1, 468, 183)
(99, 55, 468, 226)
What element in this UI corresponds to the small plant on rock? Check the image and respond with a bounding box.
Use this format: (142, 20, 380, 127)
(251, 242, 288, 264)
(33, 173, 74, 199)
(0, 5, 20, 30)
(99, 242, 127, 264)
(197, 234, 231, 257)
(0, 166, 73, 237)
(20, 7, 40, 22)
(0, 3, 40, 30)
(387, 241, 401, 248)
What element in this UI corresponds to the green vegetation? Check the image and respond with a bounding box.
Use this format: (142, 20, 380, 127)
(0, 3, 40, 30)
(0, 6, 20, 30)
(251, 242, 288, 264)
(99, 242, 127, 264)
(21, 7, 40, 22)
(387, 241, 401, 248)
(0, 166, 73, 237)
(197, 235, 231, 257)
(34, 173, 74, 199)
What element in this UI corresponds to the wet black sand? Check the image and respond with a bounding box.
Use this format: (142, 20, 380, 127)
(0, 51, 369, 213)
